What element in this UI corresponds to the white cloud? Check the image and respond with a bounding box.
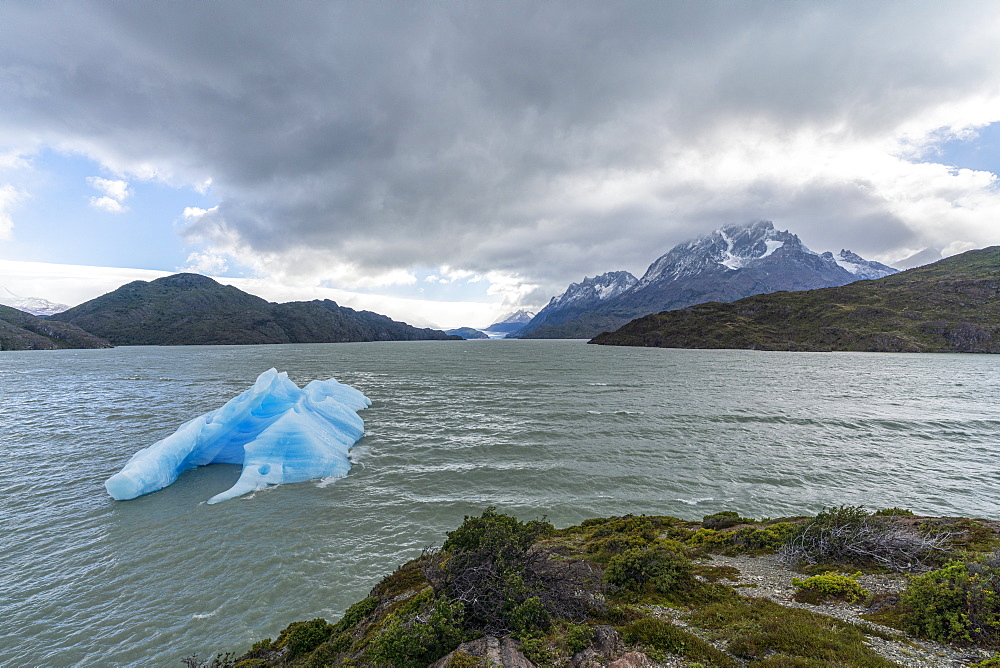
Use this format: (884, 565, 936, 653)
(87, 176, 130, 201)
(86, 176, 130, 213)
(428, 265, 481, 284)
(0, 258, 504, 329)
(181, 251, 229, 275)
(0, 184, 25, 240)
(88, 195, 126, 213)
(183, 205, 217, 219)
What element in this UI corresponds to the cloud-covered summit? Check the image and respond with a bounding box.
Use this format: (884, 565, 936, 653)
(2, 1, 1000, 305)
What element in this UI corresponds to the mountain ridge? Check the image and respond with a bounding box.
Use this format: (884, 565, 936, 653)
(0, 303, 112, 350)
(518, 221, 897, 339)
(49, 273, 459, 346)
(590, 246, 1000, 353)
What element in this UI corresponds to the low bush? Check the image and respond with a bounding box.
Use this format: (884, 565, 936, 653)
(688, 595, 896, 667)
(687, 522, 798, 555)
(873, 507, 915, 517)
(619, 617, 738, 667)
(367, 590, 467, 668)
(442, 650, 481, 668)
(900, 555, 1000, 645)
(331, 596, 378, 635)
(273, 618, 333, 660)
(780, 505, 953, 572)
(424, 508, 601, 635)
(702, 511, 754, 530)
(791, 572, 869, 604)
(604, 543, 695, 601)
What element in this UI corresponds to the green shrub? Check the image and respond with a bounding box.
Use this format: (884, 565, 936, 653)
(517, 634, 554, 666)
(273, 618, 333, 660)
(563, 622, 593, 655)
(970, 655, 1000, 667)
(442, 506, 553, 553)
(702, 511, 753, 530)
(426, 508, 598, 635)
(900, 556, 1000, 645)
(367, 592, 467, 668)
(604, 544, 694, 601)
(443, 650, 482, 667)
(791, 572, 870, 604)
(619, 617, 738, 667)
(506, 595, 551, 635)
(688, 596, 896, 666)
(586, 532, 653, 556)
(873, 507, 915, 517)
(687, 522, 798, 554)
(331, 596, 378, 635)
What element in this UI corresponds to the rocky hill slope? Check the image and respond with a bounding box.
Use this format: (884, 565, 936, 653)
(0, 303, 112, 350)
(590, 246, 1000, 353)
(513, 271, 637, 338)
(49, 273, 458, 346)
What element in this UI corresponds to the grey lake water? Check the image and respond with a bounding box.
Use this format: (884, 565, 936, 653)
(2, 340, 999, 666)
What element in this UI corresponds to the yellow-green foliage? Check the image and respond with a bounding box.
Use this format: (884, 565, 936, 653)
(687, 595, 897, 667)
(371, 560, 428, 599)
(792, 572, 870, 604)
(970, 655, 1000, 667)
(619, 617, 739, 667)
(604, 543, 695, 602)
(686, 522, 798, 554)
(443, 650, 483, 667)
(579, 514, 697, 557)
(900, 557, 1000, 646)
(367, 590, 468, 668)
(272, 619, 333, 661)
(331, 596, 378, 635)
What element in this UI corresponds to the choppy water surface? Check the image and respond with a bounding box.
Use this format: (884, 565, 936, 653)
(2, 341, 999, 666)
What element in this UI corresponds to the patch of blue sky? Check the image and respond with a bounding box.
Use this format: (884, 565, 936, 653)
(920, 121, 1000, 177)
(0, 149, 217, 270)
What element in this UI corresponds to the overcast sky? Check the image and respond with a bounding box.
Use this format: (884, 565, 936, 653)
(1, 1, 1000, 327)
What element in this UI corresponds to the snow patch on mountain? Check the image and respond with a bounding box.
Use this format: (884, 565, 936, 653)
(544, 271, 638, 311)
(0, 286, 69, 316)
(823, 250, 897, 280)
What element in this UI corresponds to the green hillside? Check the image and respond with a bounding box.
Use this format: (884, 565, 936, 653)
(591, 246, 1000, 352)
(0, 304, 112, 351)
(50, 273, 458, 346)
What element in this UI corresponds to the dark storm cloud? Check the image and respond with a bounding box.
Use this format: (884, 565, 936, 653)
(1, 1, 998, 296)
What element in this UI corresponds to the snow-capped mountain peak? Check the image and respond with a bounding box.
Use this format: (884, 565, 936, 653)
(545, 271, 638, 311)
(636, 220, 802, 288)
(823, 250, 897, 280)
(491, 309, 535, 327)
(0, 286, 70, 316)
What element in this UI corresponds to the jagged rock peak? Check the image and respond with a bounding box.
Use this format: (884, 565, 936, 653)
(636, 220, 801, 288)
(821, 249, 897, 280)
(545, 271, 638, 310)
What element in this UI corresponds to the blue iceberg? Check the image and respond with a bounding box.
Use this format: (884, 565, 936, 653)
(105, 368, 371, 504)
